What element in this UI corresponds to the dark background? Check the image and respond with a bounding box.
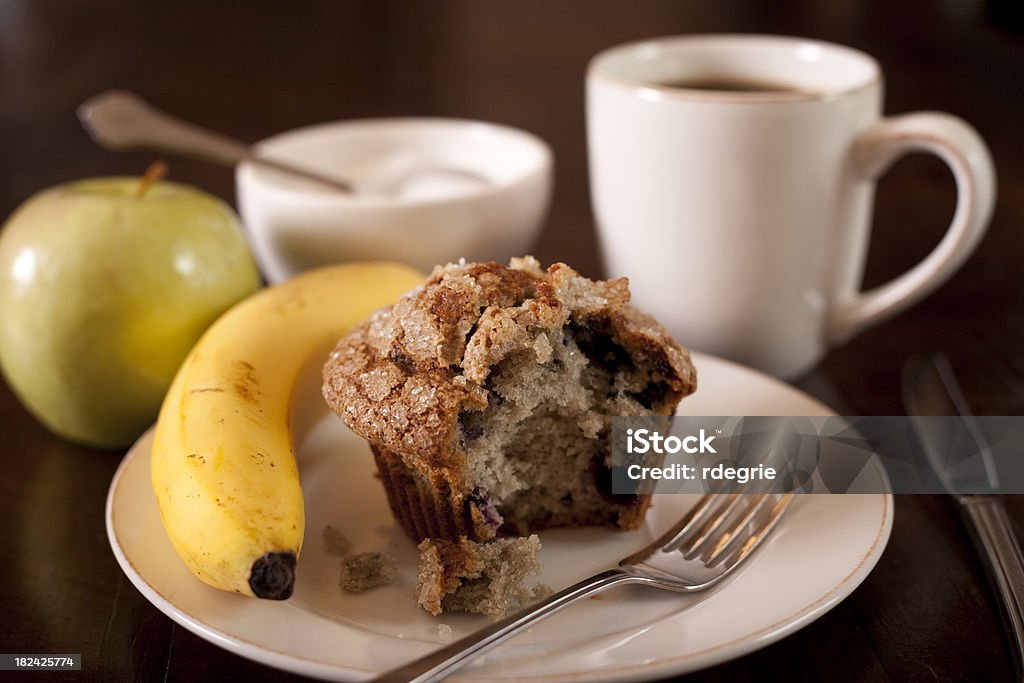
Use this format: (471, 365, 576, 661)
(1, 0, 1023, 680)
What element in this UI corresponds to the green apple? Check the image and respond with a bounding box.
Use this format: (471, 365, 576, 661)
(0, 176, 261, 449)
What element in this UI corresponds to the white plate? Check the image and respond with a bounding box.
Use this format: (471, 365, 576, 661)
(106, 352, 892, 681)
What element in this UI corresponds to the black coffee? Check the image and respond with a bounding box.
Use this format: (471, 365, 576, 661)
(658, 76, 803, 93)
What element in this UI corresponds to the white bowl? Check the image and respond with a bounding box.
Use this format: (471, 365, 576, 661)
(235, 118, 553, 282)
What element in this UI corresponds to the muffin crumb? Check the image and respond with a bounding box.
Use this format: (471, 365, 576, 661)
(340, 551, 398, 592)
(323, 525, 352, 556)
(417, 535, 543, 619)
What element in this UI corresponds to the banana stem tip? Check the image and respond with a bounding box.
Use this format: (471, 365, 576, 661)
(249, 551, 296, 600)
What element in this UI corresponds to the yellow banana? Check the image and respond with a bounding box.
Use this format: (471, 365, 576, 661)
(151, 262, 423, 599)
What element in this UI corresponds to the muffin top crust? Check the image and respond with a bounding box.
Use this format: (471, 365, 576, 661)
(321, 256, 696, 468)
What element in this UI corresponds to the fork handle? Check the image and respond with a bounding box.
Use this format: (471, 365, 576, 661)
(373, 568, 642, 683)
(959, 496, 1024, 681)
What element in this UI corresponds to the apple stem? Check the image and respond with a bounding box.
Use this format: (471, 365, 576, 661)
(136, 161, 168, 199)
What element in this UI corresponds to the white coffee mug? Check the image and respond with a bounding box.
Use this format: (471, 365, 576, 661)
(587, 35, 995, 378)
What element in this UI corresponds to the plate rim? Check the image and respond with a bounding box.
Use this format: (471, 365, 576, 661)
(106, 351, 894, 681)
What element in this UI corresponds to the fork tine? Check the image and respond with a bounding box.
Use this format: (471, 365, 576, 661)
(681, 492, 769, 560)
(709, 493, 794, 570)
(666, 467, 785, 555)
(697, 492, 778, 563)
(658, 479, 739, 553)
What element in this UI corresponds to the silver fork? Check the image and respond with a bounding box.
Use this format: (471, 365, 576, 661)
(375, 488, 795, 682)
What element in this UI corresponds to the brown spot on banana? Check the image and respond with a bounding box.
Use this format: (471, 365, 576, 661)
(232, 360, 261, 404)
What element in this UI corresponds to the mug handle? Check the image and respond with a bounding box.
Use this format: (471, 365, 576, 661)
(827, 112, 996, 345)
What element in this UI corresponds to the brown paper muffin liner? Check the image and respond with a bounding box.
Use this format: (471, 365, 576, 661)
(371, 445, 496, 543)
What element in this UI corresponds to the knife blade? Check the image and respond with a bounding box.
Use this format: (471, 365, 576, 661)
(902, 352, 1024, 681)
(903, 352, 1000, 495)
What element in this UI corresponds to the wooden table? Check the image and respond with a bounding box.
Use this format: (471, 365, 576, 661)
(2, 1, 1022, 680)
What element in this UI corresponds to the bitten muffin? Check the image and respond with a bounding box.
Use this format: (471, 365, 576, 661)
(322, 256, 696, 543)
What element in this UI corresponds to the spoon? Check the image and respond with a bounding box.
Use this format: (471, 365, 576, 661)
(77, 91, 491, 196)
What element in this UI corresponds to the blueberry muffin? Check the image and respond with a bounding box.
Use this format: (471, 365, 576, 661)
(322, 256, 696, 543)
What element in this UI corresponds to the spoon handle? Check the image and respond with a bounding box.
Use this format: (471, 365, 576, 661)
(77, 91, 353, 193)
